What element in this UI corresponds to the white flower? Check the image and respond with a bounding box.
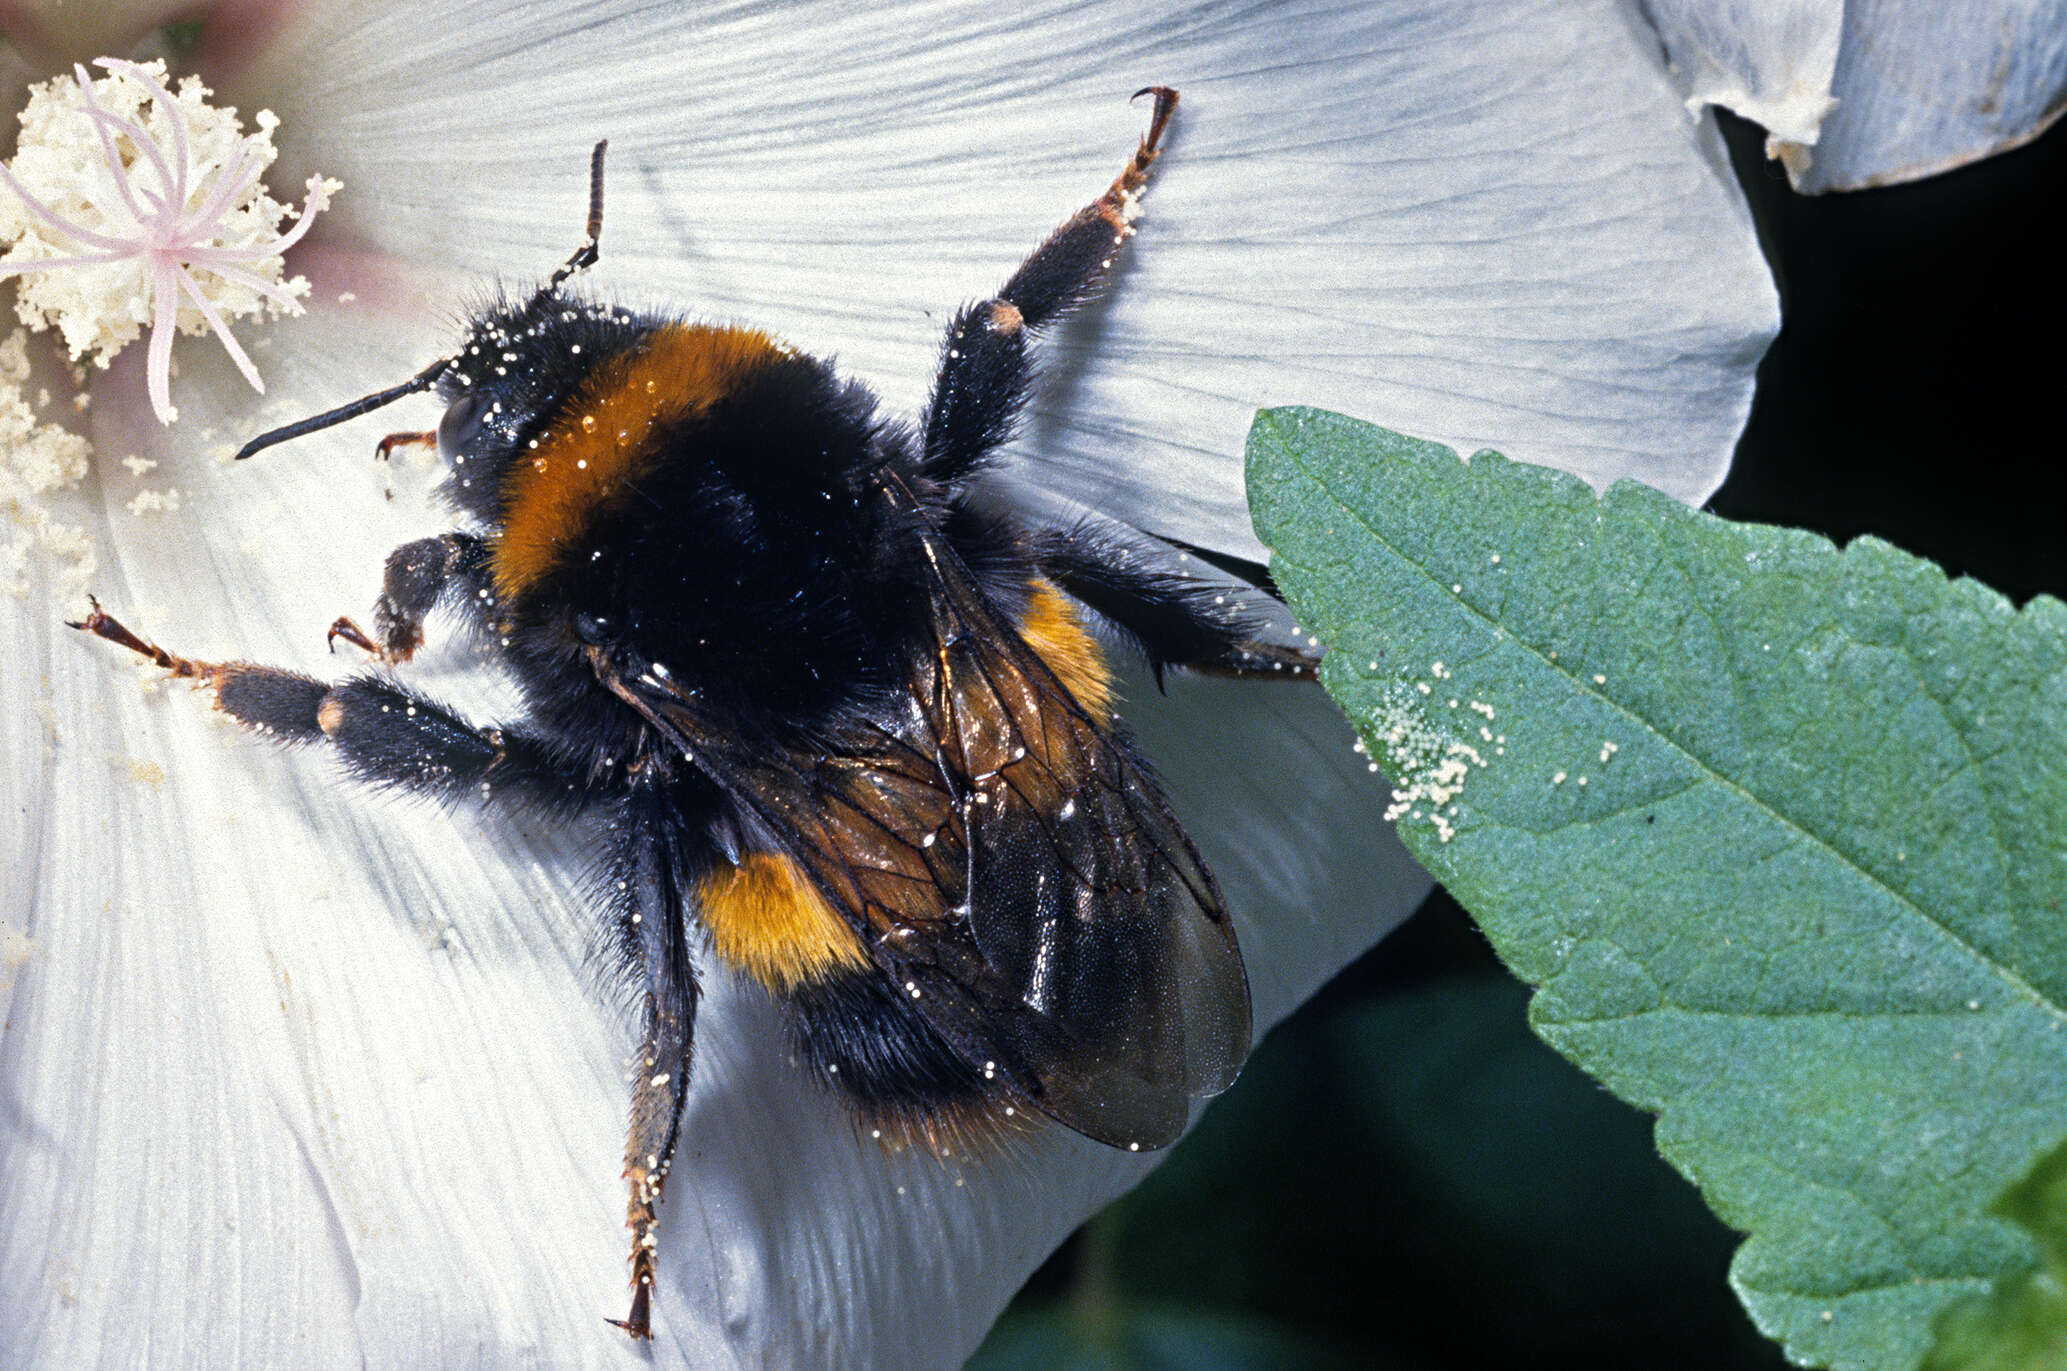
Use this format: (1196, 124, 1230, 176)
(0, 1, 1837, 1366)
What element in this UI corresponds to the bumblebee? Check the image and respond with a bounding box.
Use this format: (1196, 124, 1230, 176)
(74, 87, 1306, 1339)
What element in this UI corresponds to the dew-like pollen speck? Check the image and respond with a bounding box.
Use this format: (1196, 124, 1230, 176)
(1364, 680, 1497, 845)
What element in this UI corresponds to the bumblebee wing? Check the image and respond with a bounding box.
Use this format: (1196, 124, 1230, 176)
(617, 525, 1249, 1150)
(897, 528, 1251, 1146)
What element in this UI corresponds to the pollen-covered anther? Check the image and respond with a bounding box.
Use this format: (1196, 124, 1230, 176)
(0, 58, 341, 424)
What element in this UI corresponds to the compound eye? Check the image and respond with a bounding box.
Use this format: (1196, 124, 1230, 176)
(572, 610, 612, 645)
(436, 391, 490, 458)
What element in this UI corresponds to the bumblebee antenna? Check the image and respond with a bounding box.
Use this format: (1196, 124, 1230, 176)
(548, 139, 608, 289)
(234, 356, 451, 460)
(234, 139, 611, 462)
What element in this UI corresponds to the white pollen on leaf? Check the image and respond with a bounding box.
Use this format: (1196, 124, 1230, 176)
(1366, 686, 1486, 846)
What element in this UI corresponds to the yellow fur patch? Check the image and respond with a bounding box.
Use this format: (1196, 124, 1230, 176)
(1019, 580, 1113, 719)
(491, 325, 787, 599)
(698, 852, 870, 990)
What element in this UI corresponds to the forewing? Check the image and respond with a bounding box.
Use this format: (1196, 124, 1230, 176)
(922, 550, 1251, 1146)
(617, 527, 1250, 1150)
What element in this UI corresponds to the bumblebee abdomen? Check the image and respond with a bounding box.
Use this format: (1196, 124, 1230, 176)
(696, 852, 871, 990)
(490, 323, 789, 600)
(693, 851, 1024, 1149)
(1018, 579, 1112, 719)
(784, 967, 1025, 1152)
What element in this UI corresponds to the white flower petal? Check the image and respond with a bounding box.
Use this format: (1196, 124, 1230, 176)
(1639, 0, 1842, 165)
(235, 0, 1773, 558)
(7, 1, 1776, 1362)
(1811, 0, 2067, 191)
(3, 298, 1425, 1366)
(1646, 0, 2067, 191)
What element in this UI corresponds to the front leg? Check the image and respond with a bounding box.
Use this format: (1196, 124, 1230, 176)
(921, 87, 1178, 483)
(330, 531, 490, 664)
(70, 600, 582, 812)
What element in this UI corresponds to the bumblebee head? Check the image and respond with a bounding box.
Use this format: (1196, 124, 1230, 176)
(430, 289, 654, 527)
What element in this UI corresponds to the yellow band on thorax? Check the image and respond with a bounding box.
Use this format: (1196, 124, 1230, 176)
(491, 325, 786, 600)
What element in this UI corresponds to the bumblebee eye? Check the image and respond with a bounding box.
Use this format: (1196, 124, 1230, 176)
(572, 611, 611, 645)
(437, 391, 490, 457)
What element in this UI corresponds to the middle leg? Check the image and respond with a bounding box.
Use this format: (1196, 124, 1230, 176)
(1032, 523, 1319, 685)
(600, 784, 711, 1340)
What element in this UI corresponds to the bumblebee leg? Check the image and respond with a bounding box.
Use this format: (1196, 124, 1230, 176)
(921, 87, 1178, 481)
(70, 602, 586, 809)
(375, 430, 435, 462)
(303, 677, 586, 809)
(605, 788, 704, 1340)
(330, 532, 490, 664)
(1033, 524, 1318, 684)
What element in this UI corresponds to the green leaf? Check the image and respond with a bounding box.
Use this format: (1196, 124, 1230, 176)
(1926, 1140, 2067, 1369)
(1246, 407, 2067, 1371)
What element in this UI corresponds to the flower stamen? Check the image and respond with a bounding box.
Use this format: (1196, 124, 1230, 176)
(0, 58, 341, 424)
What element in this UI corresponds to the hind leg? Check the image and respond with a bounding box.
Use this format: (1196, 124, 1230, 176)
(920, 87, 1179, 482)
(599, 786, 710, 1339)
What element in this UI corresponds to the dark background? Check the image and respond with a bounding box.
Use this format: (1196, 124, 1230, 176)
(971, 110, 2067, 1368)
